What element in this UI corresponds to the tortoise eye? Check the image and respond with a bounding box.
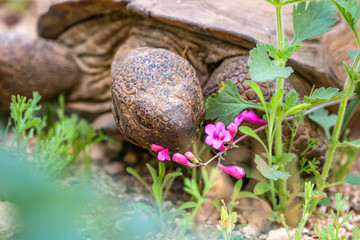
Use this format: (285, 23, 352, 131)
(139, 117, 152, 129)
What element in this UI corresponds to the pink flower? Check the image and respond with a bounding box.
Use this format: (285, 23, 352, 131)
(227, 123, 238, 140)
(173, 153, 196, 168)
(205, 122, 232, 149)
(218, 164, 245, 179)
(185, 152, 199, 164)
(234, 110, 267, 126)
(151, 144, 171, 161)
(185, 152, 195, 160)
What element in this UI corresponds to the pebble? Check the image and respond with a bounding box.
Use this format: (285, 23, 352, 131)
(0, 202, 19, 239)
(103, 162, 125, 175)
(343, 222, 355, 231)
(123, 152, 138, 165)
(266, 228, 294, 240)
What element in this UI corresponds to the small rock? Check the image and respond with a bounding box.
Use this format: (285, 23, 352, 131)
(242, 224, 259, 238)
(343, 222, 355, 231)
(266, 228, 294, 240)
(0, 202, 19, 239)
(103, 162, 125, 175)
(123, 152, 137, 165)
(353, 215, 360, 223)
(318, 206, 327, 214)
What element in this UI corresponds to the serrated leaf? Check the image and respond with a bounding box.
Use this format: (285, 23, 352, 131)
(344, 62, 360, 82)
(337, 139, 360, 149)
(304, 87, 344, 104)
(254, 155, 290, 180)
(345, 173, 360, 185)
(332, 0, 360, 32)
(308, 108, 337, 139)
(249, 43, 294, 82)
(277, 153, 297, 165)
(292, 1, 337, 44)
(205, 80, 257, 126)
(265, 44, 299, 63)
(284, 90, 298, 108)
(254, 181, 271, 195)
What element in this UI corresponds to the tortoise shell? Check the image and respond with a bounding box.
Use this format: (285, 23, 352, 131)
(38, 0, 356, 90)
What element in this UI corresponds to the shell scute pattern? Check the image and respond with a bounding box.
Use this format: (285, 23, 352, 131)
(111, 47, 205, 151)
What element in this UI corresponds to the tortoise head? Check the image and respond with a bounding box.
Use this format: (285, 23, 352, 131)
(111, 47, 205, 154)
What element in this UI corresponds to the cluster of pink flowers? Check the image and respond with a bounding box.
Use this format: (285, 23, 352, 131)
(151, 110, 266, 180)
(205, 109, 267, 151)
(151, 144, 197, 168)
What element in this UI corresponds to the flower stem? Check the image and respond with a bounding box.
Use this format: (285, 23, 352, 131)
(310, 39, 360, 211)
(275, 4, 287, 212)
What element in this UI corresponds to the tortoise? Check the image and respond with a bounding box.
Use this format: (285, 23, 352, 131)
(0, 0, 357, 159)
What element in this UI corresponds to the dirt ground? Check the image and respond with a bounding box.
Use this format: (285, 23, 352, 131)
(0, 0, 359, 239)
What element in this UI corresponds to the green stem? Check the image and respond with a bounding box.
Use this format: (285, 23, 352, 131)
(310, 39, 360, 212)
(275, 4, 287, 212)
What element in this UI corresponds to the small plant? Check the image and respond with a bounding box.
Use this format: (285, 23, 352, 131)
(217, 200, 238, 240)
(293, 182, 316, 240)
(315, 193, 358, 240)
(4, 92, 106, 177)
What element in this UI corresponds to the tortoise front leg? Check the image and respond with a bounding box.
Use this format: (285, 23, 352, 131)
(0, 34, 80, 110)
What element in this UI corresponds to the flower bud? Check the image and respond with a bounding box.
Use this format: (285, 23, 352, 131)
(151, 144, 166, 152)
(227, 123, 238, 139)
(173, 153, 196, 168)
(185, 152, 199, 164)
(218, 164, 245, 179)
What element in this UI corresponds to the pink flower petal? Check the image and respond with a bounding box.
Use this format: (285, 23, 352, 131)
(218, 164, 245, 179)
(212, 139, 223, 149)
(215, 122, 226, 132)
(234, 113, 244, 126)
(173, 153, 196, 168)
(222, 131, 232, 142)
(227, 123, 238, 139)
(151, 144, 166, 152)
(205, 135, 214, 145)
(157, 149, 170, 161)
(185, 152, 195, 160)
(205, 124, 216, 135)
(243, 110, 267, 125)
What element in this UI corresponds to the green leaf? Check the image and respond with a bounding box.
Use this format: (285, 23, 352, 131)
(152, 182, 162, 209)
(292, 1, 337, 44)
(304, 87, 344, 104)
(265, 44, 300, 63)
(249, 43, 294, 82)
(336, 139, 360, 149)
(254, 181, 271, 195)
(134, 202, 154, 215)
(146, 163, 159, 184)
(127, 167, 151, 193)
(248, 81, 266, 106)
(308, 108, 337, 139)
(254, 155, 290, 181)
(239, 126, 267, 152)
(332, 0, 360, 32)
(277, 153, 297, 165)
(237, 191, 261, 200)
(344, 62, 360, 82)
(348, 49, 359, 63)
(205, 80, 258, 126)
(162, 171, 182, 189)
(284, 90, 298, 108)
(169, 201, 198, 219)
(232, 179, 243, 202)
(345, 173, 360, 185)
